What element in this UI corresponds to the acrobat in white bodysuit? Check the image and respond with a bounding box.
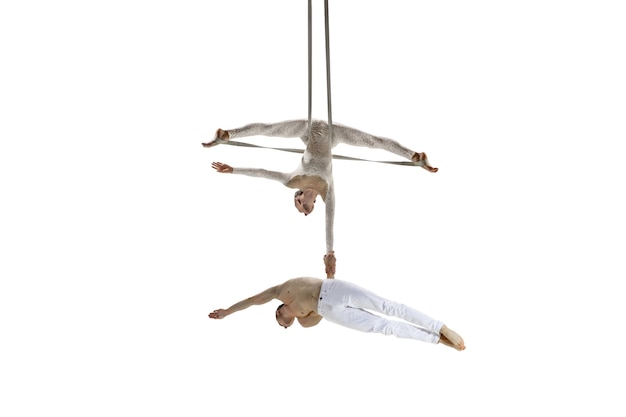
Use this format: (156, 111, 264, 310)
(202, 119, 438, 277)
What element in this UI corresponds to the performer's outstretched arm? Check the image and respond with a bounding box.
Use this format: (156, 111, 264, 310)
(209, 285, 280, 319)
(324, 186, 335, 253)
(324, 186, 336, 278)
(211, 162, 291, 185)
(332, 124, 438, 172)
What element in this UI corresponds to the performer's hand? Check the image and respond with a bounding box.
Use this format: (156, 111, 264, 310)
(209, 309, 228, 319)
(202, 128, 230, 148)
(211, 162, 233, 173)
(324, 251, 336, 279)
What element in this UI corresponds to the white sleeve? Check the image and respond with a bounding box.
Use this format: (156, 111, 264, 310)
(324, 184, 335, 254)
(232, 168, 291, 185)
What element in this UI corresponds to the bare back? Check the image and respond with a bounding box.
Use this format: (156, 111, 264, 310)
(276, 277, 323, 318)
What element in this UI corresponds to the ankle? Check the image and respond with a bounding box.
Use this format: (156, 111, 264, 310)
(217, 129, 230, 140)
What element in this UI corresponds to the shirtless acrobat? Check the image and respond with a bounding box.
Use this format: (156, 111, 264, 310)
(208, 276, 465, 350)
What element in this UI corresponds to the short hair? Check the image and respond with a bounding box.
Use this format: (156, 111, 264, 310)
(294, 190, 303, 198)
(275, 304, 288, 329)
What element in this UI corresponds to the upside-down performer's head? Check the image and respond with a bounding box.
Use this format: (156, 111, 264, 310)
(293, 189, 318, 216)
(275, 304, 295, 329)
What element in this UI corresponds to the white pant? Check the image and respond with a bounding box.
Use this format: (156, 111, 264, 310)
(317, 279, 443, 343)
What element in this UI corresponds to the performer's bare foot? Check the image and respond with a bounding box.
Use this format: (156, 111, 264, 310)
(438, 335, 457, 350)
(324, 251, 336, 279)
(202, 128, 230, 148)
(439, 325, 465, 351)
(412, 152, 438, 173)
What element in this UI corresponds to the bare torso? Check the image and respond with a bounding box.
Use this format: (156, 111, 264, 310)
(276, 277, 323, 317)
(286, 175, 328, 200)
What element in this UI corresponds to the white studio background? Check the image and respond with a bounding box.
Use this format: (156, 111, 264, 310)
(1, 1, 625, 416)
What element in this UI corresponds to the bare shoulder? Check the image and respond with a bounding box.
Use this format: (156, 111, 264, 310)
(279, 277, 323, 294)
(282, 277, 323, 287)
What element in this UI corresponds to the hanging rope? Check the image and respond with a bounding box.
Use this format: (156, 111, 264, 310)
(307, 0, 313, 138)
(324, 0, 333, 144)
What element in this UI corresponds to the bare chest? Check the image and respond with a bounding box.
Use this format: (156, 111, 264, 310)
(287, 175, 328, 200)
(288, 298, 319, 318)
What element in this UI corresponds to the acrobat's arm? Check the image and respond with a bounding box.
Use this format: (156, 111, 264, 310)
(324, 186, 336, 278)
(209, 285, 280, 319)
(211, 162, 291, 185)
(332, 124, 438, 172)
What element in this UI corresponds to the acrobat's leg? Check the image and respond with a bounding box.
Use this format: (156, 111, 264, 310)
(202, 120, 310, 147)
(331, 124, 438, 172)
(331, 280, 444, 334)
(324, 306, 440, 343)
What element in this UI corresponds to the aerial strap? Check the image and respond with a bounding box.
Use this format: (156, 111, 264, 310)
(307, 0, 313, 138)
(306, 0, 332, 140)
(324, 0, 333, 144)
(221, 139, 418, 166)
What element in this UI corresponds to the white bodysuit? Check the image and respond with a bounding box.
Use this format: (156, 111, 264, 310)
(223, 119, 421, 254)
